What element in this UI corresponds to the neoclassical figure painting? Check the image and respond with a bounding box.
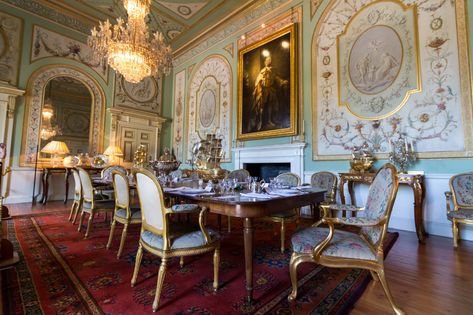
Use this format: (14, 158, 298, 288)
(313, 0, 472, 159)
(114, 75, 162, 114)
(338, 2, 419, 120)
(186, 55, 232, 162)
(237, 24, 297, 140)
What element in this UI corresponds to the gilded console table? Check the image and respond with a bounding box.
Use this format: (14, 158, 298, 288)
(338, 172, 426, 243)
(40, 166, 102, 204)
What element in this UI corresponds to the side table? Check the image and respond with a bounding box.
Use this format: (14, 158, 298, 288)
(338, 171, 427, 243)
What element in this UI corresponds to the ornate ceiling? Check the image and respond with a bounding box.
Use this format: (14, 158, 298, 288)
(41, 0, 254, 48)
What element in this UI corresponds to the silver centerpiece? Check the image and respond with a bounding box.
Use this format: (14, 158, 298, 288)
(150, 148, 181, 176)
(389, 135, 416, 173)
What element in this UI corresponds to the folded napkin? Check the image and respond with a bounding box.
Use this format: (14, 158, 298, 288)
(240, 192, 278, 199)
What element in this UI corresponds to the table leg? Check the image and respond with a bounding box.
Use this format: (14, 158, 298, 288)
(41, 169, 50, 205)
(412, 179, 427, 243)
(347, 182, 356, 217)
(339, 178, 346, 205)
(64, 169, 71, 203)
(243, 217, 254, 303)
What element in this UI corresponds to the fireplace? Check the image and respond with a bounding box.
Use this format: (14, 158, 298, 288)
(244, 163, 290, 182)
(233, 143, 305, 180)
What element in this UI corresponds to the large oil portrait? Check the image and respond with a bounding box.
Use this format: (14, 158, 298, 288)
(237, 24, 297, 140)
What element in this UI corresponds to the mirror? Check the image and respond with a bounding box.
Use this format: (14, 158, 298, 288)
(40, 77, 92, 157)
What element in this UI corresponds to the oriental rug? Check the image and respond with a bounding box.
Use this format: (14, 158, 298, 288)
(3, 213, 398, 314)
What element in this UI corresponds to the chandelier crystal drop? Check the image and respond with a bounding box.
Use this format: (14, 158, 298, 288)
(88, 0, 173, 83)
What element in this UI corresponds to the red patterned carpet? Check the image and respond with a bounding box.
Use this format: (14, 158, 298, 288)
(3, 213, 398, 314)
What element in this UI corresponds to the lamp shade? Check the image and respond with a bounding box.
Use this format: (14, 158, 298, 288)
(103, 145, 123, 156)
(41, 141, 69, 155)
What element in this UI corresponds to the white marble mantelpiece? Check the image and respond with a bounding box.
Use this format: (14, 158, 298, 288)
(233, 143, 306, 180)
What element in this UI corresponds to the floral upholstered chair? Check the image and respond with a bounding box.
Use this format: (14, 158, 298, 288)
(131, 169, 220, 312)
(76, 168, 115, 239)
(288, 164, 404, 315)
(310, 171, 338, 220)
(69, 168, 82, 224)
(265, 172, 301, 253)
(106, 171, 141, 258)
(445, 173, 473, 247)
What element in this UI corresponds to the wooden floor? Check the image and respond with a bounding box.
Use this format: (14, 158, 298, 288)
(4, 201, 473, 314)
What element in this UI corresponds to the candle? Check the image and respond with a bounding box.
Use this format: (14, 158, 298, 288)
(404, 138, 409, 151)
(389, 139, 393, 152)
(409, 140, 414, 153)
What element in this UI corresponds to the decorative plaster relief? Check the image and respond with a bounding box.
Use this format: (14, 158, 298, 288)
(172, 69, 186, 162)
(0, 12, 22, 85)
(21, 66, 105, 166)
(313, 0, 472, 159)
(114, 75, 162, 114)
(157, 1, 207, 20)
(31, 25, 108, 82)
(186, 55, 232, 162)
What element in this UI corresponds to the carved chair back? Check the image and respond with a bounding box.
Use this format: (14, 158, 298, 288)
(276, 172, 301, 187)
(77, 167, 95, 206)
(112, 171, 130, 211)
(102, 165, 127, 182)
(227, 169, 250, 182)
(135, 169, 167, 236)
(360, 164, 399, 249)
(449, 173, 473, 210)
(310, 171, 338, 203)
(72, 168, 82, 201)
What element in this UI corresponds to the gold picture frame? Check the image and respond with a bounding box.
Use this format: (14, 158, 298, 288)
(237, 24, 297, 140)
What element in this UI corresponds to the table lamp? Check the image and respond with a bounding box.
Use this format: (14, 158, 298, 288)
(103, 145, 123, 165)
(41, 141, 69, 167)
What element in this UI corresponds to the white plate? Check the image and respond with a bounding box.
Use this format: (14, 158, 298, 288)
(269, 189, 300, 196)
(180, 188, 207, 194)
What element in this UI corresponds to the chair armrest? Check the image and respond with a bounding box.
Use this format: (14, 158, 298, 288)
(321, 204, 365, 212)
(324, 216, 386, 227)
(198, 207, 212, 243)
(169, 203, 200, 214)
(445, 191, 453, 213)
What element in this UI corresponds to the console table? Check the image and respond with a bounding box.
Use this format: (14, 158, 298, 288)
(40, 166, 102, 204)
(338, 172, 426, 243)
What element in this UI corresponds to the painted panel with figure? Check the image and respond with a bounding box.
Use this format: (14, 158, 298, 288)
(237, 24, 297, 140)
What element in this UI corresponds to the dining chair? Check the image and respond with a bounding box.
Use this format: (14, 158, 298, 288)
(68, 168, 82, 224)
(445, 172, 473, 247)
(265, 172, 301, 253)
(310, 171, 338, 220)
(76, 167, 115, 239)
(96, 165, 128, 199)
(288, 164, 403, 315)
(106, 171, 141, 258)
(131, 169, 220, 312)
(224, 168, 251, 232)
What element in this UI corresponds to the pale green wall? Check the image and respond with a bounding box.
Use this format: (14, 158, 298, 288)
(162, 0, 473, 174)
(0, 2, 115, 167)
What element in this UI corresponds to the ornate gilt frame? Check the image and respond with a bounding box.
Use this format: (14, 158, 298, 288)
(20, 64, 106, 167)
(237, 23, 298, 141)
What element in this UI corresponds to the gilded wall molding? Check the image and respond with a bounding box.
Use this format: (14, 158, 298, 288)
(20, 65, 105, 166)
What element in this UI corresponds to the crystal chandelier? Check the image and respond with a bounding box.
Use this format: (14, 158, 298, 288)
(88, 0, 173, 83)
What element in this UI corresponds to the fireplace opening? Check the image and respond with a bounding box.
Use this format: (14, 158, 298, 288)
(243, 163, 291, 182)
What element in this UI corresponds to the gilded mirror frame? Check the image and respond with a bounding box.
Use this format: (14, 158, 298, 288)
(20, 65, 105, 166)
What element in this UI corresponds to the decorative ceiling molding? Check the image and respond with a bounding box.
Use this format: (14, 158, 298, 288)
(157, 1, 208, 20)
(2, 0, 92, 34)
(173, 0, 291, 66)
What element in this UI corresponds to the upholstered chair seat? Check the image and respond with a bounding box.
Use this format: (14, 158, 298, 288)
(141, 229, 219, 250)
(171, 204, 200, 212)
(291, 227, 376, 260)
(115, 208, 141, 220)
(445, 173, 473, 247)
(288, 164, 404, 315)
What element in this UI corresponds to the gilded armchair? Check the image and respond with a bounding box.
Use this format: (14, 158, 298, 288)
(265, 172, 301, 253)
(288, 164, 404, 315)
(106, 171, 141, 258)
(445, 173, 473, 248)
(131, 169, 220, 312)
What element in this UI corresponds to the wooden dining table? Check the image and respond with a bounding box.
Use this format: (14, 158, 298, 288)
(166, 188, 326, 304)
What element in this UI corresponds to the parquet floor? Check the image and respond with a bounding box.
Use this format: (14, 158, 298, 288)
(4, 201, 473, 314)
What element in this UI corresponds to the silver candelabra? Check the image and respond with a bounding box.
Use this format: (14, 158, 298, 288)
(388, 135, 416, 173)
